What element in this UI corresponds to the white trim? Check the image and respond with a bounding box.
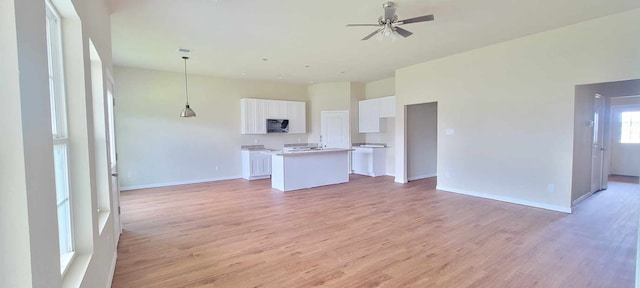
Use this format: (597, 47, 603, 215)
(572, 192, 593, 206)
(106, 250, 117, 288)
(395, 176, 407, 184)
(435, 185, 572, 213)
(120, 175, 242, 191)
(408, 173, 437, 181)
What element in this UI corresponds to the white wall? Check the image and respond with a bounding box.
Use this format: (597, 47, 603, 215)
(1, 0, 117, 287)
(395, 9, 640, 212)
(365, 77, 395, 99)
(407, 102, 438, 180)
(307, 82, 352, 143)
(364, 77, 396, 176)
(610, 97, 640, 176)
(114, 66, 308, 189)
(1, 0, 58, 287)
(350, 83, 366, 144)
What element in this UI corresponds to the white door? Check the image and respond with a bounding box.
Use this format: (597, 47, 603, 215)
(591, 94, 606, 193)
(106, 79, 122, 238)
(321, 111, 350, 149)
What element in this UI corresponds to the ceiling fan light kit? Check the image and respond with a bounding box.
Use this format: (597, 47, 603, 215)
(346, 1, 434, 41)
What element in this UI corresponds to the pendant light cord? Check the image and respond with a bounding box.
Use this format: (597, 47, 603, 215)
(183, 56, 190, 105)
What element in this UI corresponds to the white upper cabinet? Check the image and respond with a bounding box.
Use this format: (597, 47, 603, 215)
(358, 96, 395, 133)
(287, 101, 306, 134)
(241, 98, 306, 134)
(378, 96, 396, 118)
(265, 99, 288, 119)
(241, 98, 266, 134)
(359, 99, 382, 133)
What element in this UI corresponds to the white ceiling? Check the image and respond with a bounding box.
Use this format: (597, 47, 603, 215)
(109, 0, 640, 84)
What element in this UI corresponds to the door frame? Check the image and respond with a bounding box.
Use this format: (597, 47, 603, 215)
(105, 71, 121, 240)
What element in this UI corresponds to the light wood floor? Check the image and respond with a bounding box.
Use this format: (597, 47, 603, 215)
(112, 175, 639, 288)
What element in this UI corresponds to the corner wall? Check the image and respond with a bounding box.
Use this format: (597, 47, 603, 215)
(395, 9, 640, 212)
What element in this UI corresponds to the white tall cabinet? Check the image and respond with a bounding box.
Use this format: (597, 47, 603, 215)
(241, 98, 306, 134)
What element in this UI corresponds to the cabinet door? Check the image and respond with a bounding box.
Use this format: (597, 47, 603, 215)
(359, 99, 380, 133)
(352, 148, 372, 176)
(241, 98, 266, 134)
(241, 98, 256, 134)
(254, 99, 266, 134)
(265, 100, 288, 119)
(249, 152, 271, 177)
(287, 101, 306, 134)
(378, 96, 396, 118)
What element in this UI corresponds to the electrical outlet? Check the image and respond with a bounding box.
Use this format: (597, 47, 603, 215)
(215, 166, 219, 171)
(547, 184, 555, 193)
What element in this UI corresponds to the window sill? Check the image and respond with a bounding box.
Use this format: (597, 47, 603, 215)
(62, 253, 91, 288)
(98, 210, 110, 235)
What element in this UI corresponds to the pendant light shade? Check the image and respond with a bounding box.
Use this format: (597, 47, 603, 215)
(180, 56, 196, 117)
(180, 105, 196, 117)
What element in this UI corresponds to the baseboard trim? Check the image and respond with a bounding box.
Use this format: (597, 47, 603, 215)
(572, 192, 593, 206)
(408, 173, 437, 181)
(121, 175, 241, 191)
(436, 185, 572, 213)
(106, 250, 117, 288)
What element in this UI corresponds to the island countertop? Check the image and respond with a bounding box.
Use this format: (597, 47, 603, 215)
(262, 148, 352, 156)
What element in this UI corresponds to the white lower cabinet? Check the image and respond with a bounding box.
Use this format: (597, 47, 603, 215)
(352, 147, 386, 177)
(242, 150, 271, 180)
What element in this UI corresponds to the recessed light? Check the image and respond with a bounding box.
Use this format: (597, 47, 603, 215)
(278, 76, 283, 80)
(262, 58, 268, 61)
(178, 48, 191, 53)
(340, 71, 345, 74)
(242, 72, 246, 76)
(305, 65, 310, 68)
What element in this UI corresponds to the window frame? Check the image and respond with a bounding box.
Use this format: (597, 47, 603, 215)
(620, 111, 640, 144)
(45, 0, 76, 274)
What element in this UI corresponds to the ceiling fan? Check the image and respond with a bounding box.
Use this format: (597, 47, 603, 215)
(346, 1, 434, 40)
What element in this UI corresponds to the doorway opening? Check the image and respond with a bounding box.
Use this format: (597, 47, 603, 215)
(406, 102, 438, 181)
(572, 79, 640, 206)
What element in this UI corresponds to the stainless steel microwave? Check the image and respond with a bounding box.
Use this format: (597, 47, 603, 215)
(266, 119, 289, 133)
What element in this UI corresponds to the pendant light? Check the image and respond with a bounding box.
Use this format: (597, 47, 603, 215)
(179, 56, 196, 117)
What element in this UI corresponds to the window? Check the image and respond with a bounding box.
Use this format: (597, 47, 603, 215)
(46, 0, 75, 273)
(89, 40, 111, 232)
(621, 111, 640, 144)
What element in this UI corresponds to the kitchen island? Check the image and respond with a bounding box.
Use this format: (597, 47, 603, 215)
(265, 148, 351, 192)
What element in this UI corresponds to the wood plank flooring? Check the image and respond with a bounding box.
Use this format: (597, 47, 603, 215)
(112, 175, 639, 287)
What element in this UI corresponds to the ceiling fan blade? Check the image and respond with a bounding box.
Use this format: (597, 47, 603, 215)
(346, 24, 381, 27)
(362, 29, 382, 40)
(398, 14, 434, 25)
(394, 26, 413, 38)
(383, 2, 397, 20)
